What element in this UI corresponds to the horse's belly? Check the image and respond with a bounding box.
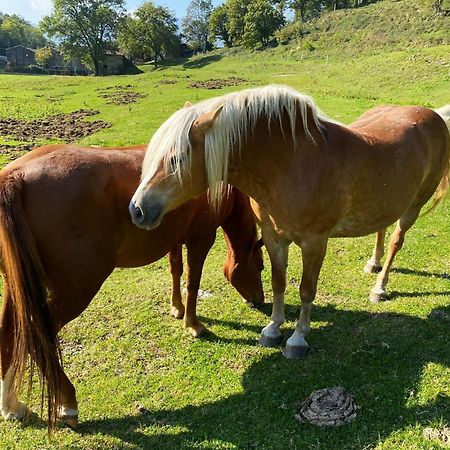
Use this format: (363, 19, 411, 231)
(330, 214, 396, 238)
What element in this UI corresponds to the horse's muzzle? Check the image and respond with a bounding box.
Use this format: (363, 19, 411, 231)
(129, 200, 162, 230)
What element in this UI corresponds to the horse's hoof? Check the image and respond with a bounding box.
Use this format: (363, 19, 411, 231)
(369, 287, 388, 302)
(186, 324, 207, 338)
(2, 401, 31, 421)
(61, 415, 78, 429)
(369, 289, 387, 303)
(364, 262, 382, 274)
(282, 344, 309, 359)
(258, 333, 283, 347)
(170, 306, 184, 319)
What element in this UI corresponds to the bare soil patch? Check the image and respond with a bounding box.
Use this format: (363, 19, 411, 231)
(97, 84, 147, 105)
(0, 143, 33, 162)
(156, 79, 178, 86)
(0, 109, 110, 143)
(188, 76, 248, 89)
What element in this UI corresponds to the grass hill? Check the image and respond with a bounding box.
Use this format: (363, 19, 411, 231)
(297, 0, 450, 53)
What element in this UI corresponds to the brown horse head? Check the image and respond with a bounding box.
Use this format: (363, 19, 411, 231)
(223, 237, 264, 307)
(129, 101, 225, 229)
(217, 188, 265, 307)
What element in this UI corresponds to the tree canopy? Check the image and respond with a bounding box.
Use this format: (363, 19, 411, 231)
(209, 4, 231, 47)
(182, 0, 213, 51)
(119, 1, 179, 68)
(208, 0, 386, 49)
(243, 0, 285, 49)
(0, 13, 48, 49)
(40, 0, 125, 75)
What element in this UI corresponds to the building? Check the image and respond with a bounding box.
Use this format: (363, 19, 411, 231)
(6, 45, 36, 67)
(102, 54, 126, 75)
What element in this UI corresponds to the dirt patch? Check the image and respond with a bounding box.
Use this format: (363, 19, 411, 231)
(188, 76, 248, 89)
(0, 109, 110, 143)
(0, 143, 34, 162)
(156, 79, 178, 86)
(97, 84, 147, 105)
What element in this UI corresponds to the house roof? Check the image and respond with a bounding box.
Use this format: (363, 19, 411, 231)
(7, 45, 36, 52)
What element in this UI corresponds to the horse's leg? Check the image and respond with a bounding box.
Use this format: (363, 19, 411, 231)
(259, 228, 290, 347)
(369, 210, 420, 302)
(183, 232, 216, 337)
(169, 244, 185, 319)
(364, 228, 387, 274)
(0, 282, 79, 426)
(283, 236, 328, 359)
(49, 281, 108, 428)
(0, 283, 31, 420)
(55, 366, 78, 428)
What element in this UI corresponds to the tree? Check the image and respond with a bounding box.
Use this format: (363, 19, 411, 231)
(35, 46, 54, 68)
(242, 0, 285, 49)
(182, 0, 213, 51)
(0, 14, 48, 49)
(119, 2, 179, 68)
(209, 5, 231, 47)
(290, 0, 317, 22)
(225, 0, 251, 46)
(40, 0, 125, 76)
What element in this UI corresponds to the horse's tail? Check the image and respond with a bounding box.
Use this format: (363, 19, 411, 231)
(434, 105, 450, 132)
(0, 171, 62, 431)
(427, 106, 450, 212)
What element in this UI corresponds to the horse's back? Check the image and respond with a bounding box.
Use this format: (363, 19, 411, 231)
(324, 105, 450, 237)
(349, 105, 448, 143)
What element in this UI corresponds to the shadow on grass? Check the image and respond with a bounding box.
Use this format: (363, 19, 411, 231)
(77, 304, 450, 449)
(393, 267, 450, 280)
(183, 55, 223, 69)
(389, 290, 450, 299)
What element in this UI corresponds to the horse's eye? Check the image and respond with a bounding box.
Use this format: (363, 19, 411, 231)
(169, 155, 178, 173)
(168, 150, 190, 174)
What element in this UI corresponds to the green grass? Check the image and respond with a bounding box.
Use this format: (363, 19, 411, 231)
(302, 0, 450, 54)
(0, 38, 449, 449)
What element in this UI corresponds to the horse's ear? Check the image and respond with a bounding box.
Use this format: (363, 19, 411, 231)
(194, 105, 223, 133)
(184, 101, 192, 108)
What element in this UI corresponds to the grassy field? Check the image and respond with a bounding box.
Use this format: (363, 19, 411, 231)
(0, 39, 449, 449)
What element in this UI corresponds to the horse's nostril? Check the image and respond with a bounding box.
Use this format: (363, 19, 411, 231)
(129, 201, 145, 224)
(135, 205, 143, 219)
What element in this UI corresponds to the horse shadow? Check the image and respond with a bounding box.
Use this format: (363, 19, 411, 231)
(393, 266, 450, 280)
(76, 303, 450, 449)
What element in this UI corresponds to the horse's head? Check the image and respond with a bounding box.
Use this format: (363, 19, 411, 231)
(223, 237, 265, 307)
(130, 105, 223, 230)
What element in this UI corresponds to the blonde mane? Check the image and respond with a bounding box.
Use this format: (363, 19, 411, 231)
(142, 85, 329, 206)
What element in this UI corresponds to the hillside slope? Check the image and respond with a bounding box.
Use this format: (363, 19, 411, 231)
(304, 0, 450, 53)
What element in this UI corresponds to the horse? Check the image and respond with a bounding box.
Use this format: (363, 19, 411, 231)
(129, 85, 450, 361)
(0, 144, 264, 430)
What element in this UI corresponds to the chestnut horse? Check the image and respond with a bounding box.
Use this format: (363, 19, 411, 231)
(0, 144, 264, 429)
(130, 85, 450, 361)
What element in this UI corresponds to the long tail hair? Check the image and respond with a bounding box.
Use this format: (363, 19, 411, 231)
(428, 106, 450, 211)
(0, 172, 62, 431)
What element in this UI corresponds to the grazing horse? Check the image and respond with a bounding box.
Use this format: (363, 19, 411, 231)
(130, 85, 450, 361)
(0, 144, 264, 429)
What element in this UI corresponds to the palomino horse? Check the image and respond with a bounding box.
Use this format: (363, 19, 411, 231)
(0, 144, 264, 429)
(130, 85, 450, 361)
